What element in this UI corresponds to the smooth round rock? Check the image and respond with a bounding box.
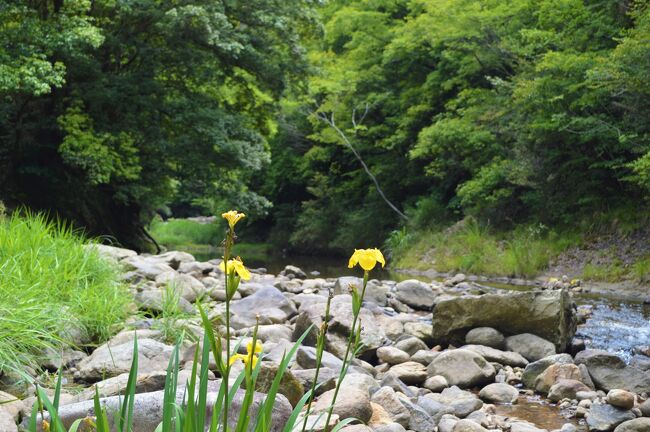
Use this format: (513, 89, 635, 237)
(478, 383, 519, 404)
(607, 389, 636, 410)
(465, 327, 505, 349)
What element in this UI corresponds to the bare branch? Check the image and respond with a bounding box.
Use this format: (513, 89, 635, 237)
(317, 110, 408, 221)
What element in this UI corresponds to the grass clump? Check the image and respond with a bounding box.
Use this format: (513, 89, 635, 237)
(0, 212, 129, 373)
(392, 218, 577, 278)
(149, 217, 221, 248)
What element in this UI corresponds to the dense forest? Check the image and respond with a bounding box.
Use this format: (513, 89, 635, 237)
(2, 0, 650, 254)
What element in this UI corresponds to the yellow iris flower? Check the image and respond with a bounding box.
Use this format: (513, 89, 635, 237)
(222, 210, 246, 229)
(229, 340, 263, 369)
(219, 257, 251, 280)
(348, 248, 386, 271)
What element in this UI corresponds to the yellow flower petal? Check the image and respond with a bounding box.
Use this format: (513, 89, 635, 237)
(233, 258, 251, 280)
(228, 353, 247, 366)
(358, 252, 377, 271)
(222, 210, 246, 229)
(348, 249, 360, 269)
(373, 248, 386, 268)
(250, 355, 258, 369)
(247, 340, 263, 354)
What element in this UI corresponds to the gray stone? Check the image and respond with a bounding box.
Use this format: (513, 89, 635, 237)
(388, 361, 427, 385)
(586, 401, 636, 432)
(86, 244, 137, 262)
(462, 344, 528, 367)
(370, 387, 410, 427)
(394, 337, 428, 356)
(124, 256, 175, 280)
(607, 389, 636, 410)
(452, 419, 488, 432)
(281, 265, 307, 279)
(154, 271, 208, 302)
(465, 327, 505, 349)
(425, 386, 483, 418)
(575, 350, 650, 394)
(431, 290, 577, 352)
(416, 396, 455, 424)
(398, 397, 436, 432)
(423, 375, 449, 392)
(534, 363, 584, 394)
(292, 368, 337, 397)
(509, 422, 546, 432)
(426, 349, 495, 389)
(312, 387, 373, 423)
(614, 419, 650, 432)
(76, 338, 174, 382)
(547, 379, 591, 402)
(296, 346, 343, 370)
(521, 354, 574, 389)
(478, 383, 519, 404)
(395, 280, 437, 310)
(230, 287, 297, 329)
(411, 350, 439, 366)
(0, 408, 17, 432)
(377, 346, 410, 365)
(134, 288, 194, 314)
(640, 399, 650, 417)
(504, 333, 556, 362)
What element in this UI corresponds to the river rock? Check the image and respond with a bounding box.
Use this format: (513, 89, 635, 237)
(87, 244, 137, 262)
(312, 387, 373, 423)
(462, 344, 528, 367)
(547, 379, 591, 402)
(296, 346, 343, 370)
(427, 349, 495, 388)
(575, 350, 650, 394)
(399, 397, 436, 432)
(377, 346, 410, 365)
(452, 420, 488, 432)
(478, 383, 519, 404)
(395, 280, 437, 310)
(281, 265, 307, 279)
(534, 363, 584, 394)
(416, 396, 455, 423)
(29, 381, 291, 432)
(230, 287, 297, 329)
(504, 333, 556, 362)
(134, 288, 194, 314)
(0, 408, 17, 432)
(411, 349, 439, 366)
(254, 362, 304, 407)
(431, 290, 576, 352)
(586, 401, 636, 432)
(423, 375, 449, 392)
(465, 327, 505, 349)
(394, 336, 428, 356)
(607, 389, 636, 410)
(371, 387, 410, 427)
(639, 399, 650, 416)
(154, 271, 208, 302)
(521, 354, 574, 389)
(614, 418, 650, 432)
(509, 422, 546, 432)
(124, 256, 175, 280)
(425, 386, 483, 418)
(76, 338, 174, 382)
(291, 368, 337, 397)
(388, 361, 428, 385)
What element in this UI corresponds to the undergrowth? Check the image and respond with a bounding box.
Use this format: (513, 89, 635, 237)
(0, 212, 129, 373)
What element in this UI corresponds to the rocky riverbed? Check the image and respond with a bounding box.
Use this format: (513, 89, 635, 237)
(2, 245, 650, 432)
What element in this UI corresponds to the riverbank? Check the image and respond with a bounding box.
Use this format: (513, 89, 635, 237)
(390, 218, 650, 295)
(3, 243, 650, 431)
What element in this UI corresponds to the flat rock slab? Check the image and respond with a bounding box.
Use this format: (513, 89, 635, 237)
(431, 290, 577, 352)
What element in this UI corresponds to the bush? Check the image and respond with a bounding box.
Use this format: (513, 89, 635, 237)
(0, 212, 129, 373)
(149, 217, 221, 248)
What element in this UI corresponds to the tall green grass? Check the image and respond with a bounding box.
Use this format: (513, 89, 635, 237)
(393, 218, 578, 278)
(149, 218, 221, 248)
(0, 212, 129, 373)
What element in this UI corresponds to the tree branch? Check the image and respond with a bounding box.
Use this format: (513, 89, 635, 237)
(317, 111, 408, 220)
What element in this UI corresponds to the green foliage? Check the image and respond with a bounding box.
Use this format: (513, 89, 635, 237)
(394, 219, 576, 278)
(0, 212, 128, 373)
(149, 218, 221, 249)
(0, 0, 314, 250)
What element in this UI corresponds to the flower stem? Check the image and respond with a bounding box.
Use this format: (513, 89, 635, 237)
(300, 289, 333, 432)
(223, 229, 233, 432)
(324, 271, 368, 429)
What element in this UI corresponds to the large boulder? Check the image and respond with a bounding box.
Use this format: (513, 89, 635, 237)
(426, 349, 495, 389)
(575, 350, 650, 394)
(614, 419, 650, 432)
(29, 380, 291, 432)
(431, 290, 577, 352)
